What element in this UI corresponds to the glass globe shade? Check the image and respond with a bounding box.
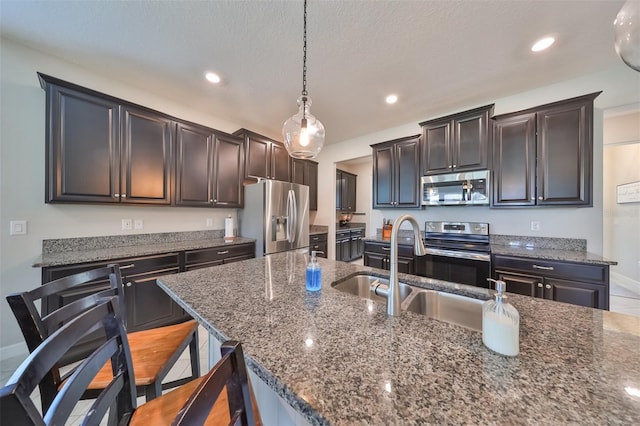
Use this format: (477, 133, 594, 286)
(614, 0, 640, 72)
(282, 96, 325, 159)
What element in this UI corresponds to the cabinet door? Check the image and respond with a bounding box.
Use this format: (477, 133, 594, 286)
(453, 109, 490, 172)
(46, 84, 120, 203)
(291, 158, 306, 185)
(492, 113, 537, 206)
(372, 145, 395, 207)
(336, 170, 343, 210)
(495, 270, 542, 297)
(395, 137, 421, 208)
(307, 161, 318, 211)
(422, 121, 451, 175)
(543, 278, 607, 309)
(271, 142, 291, 181)
(343, 172, 357, 212)
(121, 106, 173, 204)
(536, 99, 592, 206)
(243, 132, 270, 180)
(212, 133, 244, 207)
(397, 256, 414, 274)
(175, 122, 214, 206)
(364, 252, 388, 270)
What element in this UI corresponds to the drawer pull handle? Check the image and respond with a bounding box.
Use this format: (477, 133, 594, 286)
(532, 265, 554, 271)
(120, 264, 135, 270)
(217, 250, 230, 255)
(382, 247, 391, 251)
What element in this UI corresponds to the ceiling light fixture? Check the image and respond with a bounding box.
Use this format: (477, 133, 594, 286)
(614, 0, 640, 72)
(531, 36, 555, 52)
(386, 94, 398, 104)
(205, 72, 221, 84)
(282, 0, 325, 159)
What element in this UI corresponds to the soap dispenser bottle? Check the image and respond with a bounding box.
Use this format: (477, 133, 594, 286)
(483, 278, 519, 356)
(306, 251, 322, 292)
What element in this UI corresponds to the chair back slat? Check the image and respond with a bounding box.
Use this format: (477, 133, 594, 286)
(171, 341, 255, 426)
(0, 296, 136, 426)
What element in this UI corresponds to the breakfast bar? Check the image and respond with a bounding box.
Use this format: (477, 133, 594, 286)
(156, 252, 640, 425)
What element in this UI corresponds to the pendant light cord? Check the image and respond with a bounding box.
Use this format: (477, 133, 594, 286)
(302, 0, 308, 98)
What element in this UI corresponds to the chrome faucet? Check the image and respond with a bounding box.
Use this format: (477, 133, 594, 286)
(386, 214, 426, 316)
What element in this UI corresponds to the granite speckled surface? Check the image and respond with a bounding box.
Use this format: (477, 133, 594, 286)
(309, 225, 329, 236)
(156, 253, 640, 425)
(34, 231, 255, 267)
(365, 233, 617, 266)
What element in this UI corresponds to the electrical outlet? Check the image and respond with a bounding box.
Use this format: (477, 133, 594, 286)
(10, 220, 27, 236)
(206, 218, 214, 227)
(122, 219, 132, 230)
(530, 221, 541, 231)
(134, 219, 143, 230)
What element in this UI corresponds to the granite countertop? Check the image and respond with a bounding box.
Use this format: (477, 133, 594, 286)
(34, 233, 255, 267)
(336, 222, 366, 230)
(157, 253, 640, 425)
(363, 233, 617, 266)
(309, 225, 329, 236)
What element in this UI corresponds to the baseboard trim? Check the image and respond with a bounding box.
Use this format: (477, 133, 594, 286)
(0, 342, 28, 363)
(611, 272, 640, 295)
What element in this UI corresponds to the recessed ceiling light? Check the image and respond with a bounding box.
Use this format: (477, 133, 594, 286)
(385, 94, 398, 104)
(531, 37, 555, 52)
(205, 72, 221, 84)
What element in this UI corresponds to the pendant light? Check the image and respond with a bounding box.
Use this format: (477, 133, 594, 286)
(282, 0, 325, 159)
(614, 0, 640, 72)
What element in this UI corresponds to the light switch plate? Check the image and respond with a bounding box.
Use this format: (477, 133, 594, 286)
(134, 219, 143, 230)
(206, 218, 214, 227)
(122, 219, 132, 230)
(10, 220, 27, 235)
(530, 221, 541, 231)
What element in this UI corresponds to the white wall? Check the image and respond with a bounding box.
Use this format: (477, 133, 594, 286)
(603, 111, 640, 288)
(314, 62, 640, 261)
(0, 38, 246, 353)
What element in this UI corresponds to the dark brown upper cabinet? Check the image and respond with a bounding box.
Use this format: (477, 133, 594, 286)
(492, 92, 600, 207)
(419, 104, 494, 176)
(41, 73, 172, 205)
(233, 129, 290, 182)
(371, 134, 421, 209)
(175, 122, 244, 208)
(336, 169, 357, 212)
(291, 159, 318, 210)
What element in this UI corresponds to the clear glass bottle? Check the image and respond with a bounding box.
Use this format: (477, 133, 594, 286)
(483, 279, 519, 356)
(306, 251, 322, 292)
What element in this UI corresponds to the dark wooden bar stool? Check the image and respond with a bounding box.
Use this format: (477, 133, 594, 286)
(5, 264, 200, 411)
(0, 296, 260, 425)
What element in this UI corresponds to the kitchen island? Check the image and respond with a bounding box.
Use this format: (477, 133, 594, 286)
(157, 252, 640, 425)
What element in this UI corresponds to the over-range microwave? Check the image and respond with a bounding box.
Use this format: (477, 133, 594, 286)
(421, 170, 490, 206)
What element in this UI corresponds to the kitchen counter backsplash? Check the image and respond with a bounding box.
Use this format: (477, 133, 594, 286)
(490, 234, 587, 251)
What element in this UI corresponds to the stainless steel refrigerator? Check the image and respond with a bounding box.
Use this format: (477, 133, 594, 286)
(239, 180, 309, 257)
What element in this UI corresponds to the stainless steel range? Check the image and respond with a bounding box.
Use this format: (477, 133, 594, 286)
(416, 221, 491, 288)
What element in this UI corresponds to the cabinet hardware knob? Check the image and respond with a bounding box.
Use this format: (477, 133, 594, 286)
(210, 199, 214, 203)
(545, 284, 551, 289)
(452, 164, 457, 168)
(217, 250, 229, 255)
(121, 194, 126, 198)
(531, 197, 535, 200)
(126, 282, 132, 287)
(538, 196, 543, 200)
(120, 264, 135, 270)
(533, 265, 554, 271)
(537, 283, 543, 288)
(114, 193, 120, 198)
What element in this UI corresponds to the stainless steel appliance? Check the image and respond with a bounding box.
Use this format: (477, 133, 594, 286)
(239, 180, 309, 257)
(421, 170, 490, 206)
(416, 221, 491, 288)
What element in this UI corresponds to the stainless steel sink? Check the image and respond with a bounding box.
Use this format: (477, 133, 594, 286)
(403, 289, 483, 331)
(331, 275, 413, 304)
(332, 274, 483, 331)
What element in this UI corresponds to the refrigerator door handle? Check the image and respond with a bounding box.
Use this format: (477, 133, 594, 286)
(291, 189, 297, 244)
(287, 189, 297, 244)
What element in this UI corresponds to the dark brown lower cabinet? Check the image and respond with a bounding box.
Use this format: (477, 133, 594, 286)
(310, 233, 328, 258)
(336, 228, 365, 262)
(41, 242, 255, 362)
(363, 241, 414, 274)
(493, 254, 609, 310)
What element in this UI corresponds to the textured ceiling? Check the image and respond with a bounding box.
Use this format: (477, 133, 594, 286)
(0, 0, 627, 143)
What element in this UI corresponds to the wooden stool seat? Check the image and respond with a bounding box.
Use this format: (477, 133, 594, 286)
(90, 319, 198, 389)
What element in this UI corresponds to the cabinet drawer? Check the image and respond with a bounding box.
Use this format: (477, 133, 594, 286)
(363, 241, 414, 258)
(336, 230, 350, 240)
(493, 255, 607, 284)
(310, 233, 328, 243)
(349, 228, 365, 238)
(185, 243, 254, 266)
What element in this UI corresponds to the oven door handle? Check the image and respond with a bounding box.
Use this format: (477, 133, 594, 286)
(423, 247, 491, 262)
